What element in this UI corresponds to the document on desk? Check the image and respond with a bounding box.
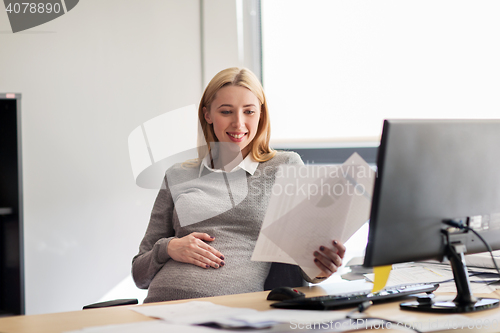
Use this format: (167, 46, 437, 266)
(251, 153, 375, 279)
(364, 264, 454, 286)
(465, 250, 500, 269)
(64, 321, 221, 333)
(132, 301, 348, 329)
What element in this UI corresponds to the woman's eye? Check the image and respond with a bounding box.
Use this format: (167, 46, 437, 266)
(245, 110, 255, 114)
(221, 110, 231, 114)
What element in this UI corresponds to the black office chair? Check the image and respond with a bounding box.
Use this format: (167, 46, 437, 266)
(264, 262, 307, 290)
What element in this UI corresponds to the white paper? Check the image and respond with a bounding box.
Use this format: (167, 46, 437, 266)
(364, 265, 454, 287)
(364, 262, 500, 294)
(465, 250, 500, 269)
(131, 301, 349, 329)
(64, 321, 219, 333)
(435, 280, 498, 294)
(382, 312, 495, 333)
(252, 153, 375, 278)
(132, 301, 257, 326)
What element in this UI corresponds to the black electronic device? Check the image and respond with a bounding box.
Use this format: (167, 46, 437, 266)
(270, 283, 439, 310)
(364, 119, 500, 313)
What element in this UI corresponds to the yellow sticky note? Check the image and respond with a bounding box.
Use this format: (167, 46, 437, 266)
(372, 265, 392, 293)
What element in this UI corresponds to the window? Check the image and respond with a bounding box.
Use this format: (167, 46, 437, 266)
(262, 0, 500, 145)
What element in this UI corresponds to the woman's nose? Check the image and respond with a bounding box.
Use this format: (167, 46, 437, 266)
(232, 113, 244, 129)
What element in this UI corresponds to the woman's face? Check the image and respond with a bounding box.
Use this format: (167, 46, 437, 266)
(204, 85, 261, 157)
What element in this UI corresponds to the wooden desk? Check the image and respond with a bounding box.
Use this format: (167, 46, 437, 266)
(1, 286, 499, 333)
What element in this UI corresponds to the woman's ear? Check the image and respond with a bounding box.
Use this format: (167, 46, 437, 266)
(203, 107, 213, 124)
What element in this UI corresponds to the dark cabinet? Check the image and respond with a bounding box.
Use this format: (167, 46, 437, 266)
(0, 94, 24, 316)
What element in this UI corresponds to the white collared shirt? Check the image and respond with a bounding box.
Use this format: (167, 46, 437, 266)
(199, 153, 259, 177)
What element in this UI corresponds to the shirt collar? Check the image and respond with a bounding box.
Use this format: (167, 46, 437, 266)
(199, 153, 259, 177)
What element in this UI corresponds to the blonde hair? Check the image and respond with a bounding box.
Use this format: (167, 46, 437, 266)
(197, 67, 276, 163)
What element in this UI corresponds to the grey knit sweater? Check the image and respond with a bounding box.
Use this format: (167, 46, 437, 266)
(132, 151, 304, 303)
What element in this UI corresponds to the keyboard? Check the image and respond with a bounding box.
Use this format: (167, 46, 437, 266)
(270, 283, 439, 310)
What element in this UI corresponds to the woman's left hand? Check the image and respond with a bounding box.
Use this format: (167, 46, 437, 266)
(313, 240, 346, 279)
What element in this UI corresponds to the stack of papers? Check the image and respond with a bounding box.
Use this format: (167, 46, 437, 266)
(361, 259, 500, 294)
(465, 250, 500, 270)
(132, 301, 348, 329)
(252, 153, 375, 278)
(364, 263, 453, 286)
(66, 321, 221, 333)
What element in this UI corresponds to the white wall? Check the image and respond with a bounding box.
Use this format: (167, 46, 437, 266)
(0, 0, 203, 314)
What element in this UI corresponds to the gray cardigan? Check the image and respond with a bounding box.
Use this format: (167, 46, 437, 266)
(132, 151, 310, 303)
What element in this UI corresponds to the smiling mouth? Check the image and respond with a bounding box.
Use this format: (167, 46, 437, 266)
(227, 132, 247, 139)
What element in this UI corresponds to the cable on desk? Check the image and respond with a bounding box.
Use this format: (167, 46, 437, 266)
(442, 219, 500, 285)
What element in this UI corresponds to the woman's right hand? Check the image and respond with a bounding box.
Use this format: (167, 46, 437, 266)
(167, 232, 225, 269)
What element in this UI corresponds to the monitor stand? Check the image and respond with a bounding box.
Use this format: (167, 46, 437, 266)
(400, 229, 499, 313)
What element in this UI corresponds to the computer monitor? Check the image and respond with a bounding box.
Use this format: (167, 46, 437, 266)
(364, 119, 500, 313)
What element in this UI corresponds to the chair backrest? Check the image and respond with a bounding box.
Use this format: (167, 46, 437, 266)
(264, 263, 306, 291)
